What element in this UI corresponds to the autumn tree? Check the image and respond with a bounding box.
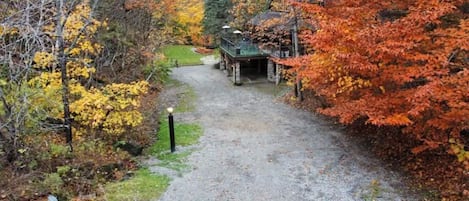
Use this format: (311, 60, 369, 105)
(0, 0, 148, 165)
(176, 0, 205, 45)
(279, 0, 469, 168)
(110, 0, 204, 46)
(229, 0, 270, 29)
(149, 0, 180, 46)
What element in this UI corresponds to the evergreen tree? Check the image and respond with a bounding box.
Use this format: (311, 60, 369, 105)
(202, 0, 232, 42)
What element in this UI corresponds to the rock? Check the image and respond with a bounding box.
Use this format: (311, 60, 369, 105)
(48, 195, 58, 201)
(116, 141, 143, 156)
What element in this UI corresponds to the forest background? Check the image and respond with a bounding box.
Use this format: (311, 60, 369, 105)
(0, 0, 468, 200)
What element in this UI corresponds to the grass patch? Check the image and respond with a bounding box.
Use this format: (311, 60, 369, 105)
(165, 77, 184, 87)
(157, 151, 193, 172)
(361, 179, 382, 201)
(103, 168, 170, 201)
(164, 78, 197, 113)
(175, 84, 197, 113)
(148, 115, 203, 172)
(161, 45, 204, 66)
(149, 115, 202, 154)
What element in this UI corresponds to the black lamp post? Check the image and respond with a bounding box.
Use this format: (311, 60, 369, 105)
(167, 107, 175, 153)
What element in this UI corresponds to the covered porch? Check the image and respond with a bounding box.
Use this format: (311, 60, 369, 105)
(219, 36, 282, 85)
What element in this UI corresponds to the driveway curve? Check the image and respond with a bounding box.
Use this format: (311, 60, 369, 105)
(157, 64, 418, 201)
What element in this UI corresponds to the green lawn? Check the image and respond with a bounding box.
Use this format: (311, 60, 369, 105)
(102, 79, 202, 200)
(150, 116, 202, 154)
(102, 117, 202, 200)
(162, 45, 204, 66)
(101, 72, 204, 200)
(148, 115, 202, 172)
(103, 168, 170, 201)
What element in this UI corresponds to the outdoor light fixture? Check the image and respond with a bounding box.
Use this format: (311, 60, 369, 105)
(233, 30, 242, 34)
(222, 25, 231, 36)
(167, 107, 175, 152)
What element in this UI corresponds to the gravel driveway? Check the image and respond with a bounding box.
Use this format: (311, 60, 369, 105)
(156, 64, 419, 201)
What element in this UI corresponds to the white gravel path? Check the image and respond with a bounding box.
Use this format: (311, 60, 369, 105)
(154, 64, 420, 201)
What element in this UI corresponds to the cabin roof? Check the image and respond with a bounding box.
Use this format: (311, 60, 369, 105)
(249, 10, 316, 31)
(248, 11, 295, 30)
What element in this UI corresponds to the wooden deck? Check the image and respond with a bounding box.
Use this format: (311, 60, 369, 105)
(220, 37, 268, 59)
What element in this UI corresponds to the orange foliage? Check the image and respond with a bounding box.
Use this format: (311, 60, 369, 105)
(195, 47, 214, 54)
(280, 0, 469, 167)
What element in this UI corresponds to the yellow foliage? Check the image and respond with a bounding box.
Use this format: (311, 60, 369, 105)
(64, 0, 104, 41)
(66, 61, 95, 78)
(70, 81, 149, 135)
(63, 0, 105, 56)
(449, 139, 469, 166)
(27, 72, 64, 119)
(25, 0, 147, 139)
(0, 25, 19, 36)
(102, 111, 144, 134)
(29, 72, 62, 88)
(66, 40, 102, 56)
(42, 23, 56, 34)
(176, 0, 204, 44)
(33, 52, 56, 69)
(336, 75, 371, 94)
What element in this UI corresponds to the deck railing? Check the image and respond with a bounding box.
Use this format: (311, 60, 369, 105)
(270, 50, 291, 58)
(220, 37, 265, 57)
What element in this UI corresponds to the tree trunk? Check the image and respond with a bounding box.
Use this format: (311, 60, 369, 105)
(56, 0, 73, 151)
(292, 8, 303, 101)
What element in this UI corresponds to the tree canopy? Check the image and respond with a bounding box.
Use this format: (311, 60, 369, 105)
(278, 0, 469, 168)
(203, 0, 232, 38)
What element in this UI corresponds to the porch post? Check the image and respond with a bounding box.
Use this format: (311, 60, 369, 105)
(275, 64, 282, 85)
(220, 55, 226, 70)
(233, 61, 241, 85)
(225, 58, 232, 76)
(267, 60, 274, 82)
